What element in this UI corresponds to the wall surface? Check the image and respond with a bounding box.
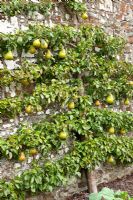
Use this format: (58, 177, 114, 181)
(86, 0, 133, 62)
(0, 0, 133, 199)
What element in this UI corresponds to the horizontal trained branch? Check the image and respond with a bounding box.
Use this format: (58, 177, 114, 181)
(0, 59, 133, 99)
(0, 25, 132, 119)
(0, 0, 86, 18)
(0, 79, 80, 118)
(0, 136, 132, 199)
(0, 25, 125, 58)
(0, 102, 132, 160)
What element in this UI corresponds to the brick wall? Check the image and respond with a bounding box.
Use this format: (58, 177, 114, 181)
(86, 0, 133, 62)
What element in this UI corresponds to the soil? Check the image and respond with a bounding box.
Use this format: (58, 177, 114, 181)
(98, 173, 133, 196)
(67, 173, 133, 200)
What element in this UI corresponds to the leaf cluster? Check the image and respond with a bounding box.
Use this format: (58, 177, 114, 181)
(0, 0, 86, 18)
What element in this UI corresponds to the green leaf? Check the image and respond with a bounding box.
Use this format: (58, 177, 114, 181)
(88, 193, 101, 200)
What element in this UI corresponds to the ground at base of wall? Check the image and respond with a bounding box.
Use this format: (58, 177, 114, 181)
(67, 191, 88, 200)
(98, 173, 133, 196)
(67, 173, 133, 200)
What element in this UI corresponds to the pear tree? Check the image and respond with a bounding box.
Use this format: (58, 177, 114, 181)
(0, 1, 133, 199)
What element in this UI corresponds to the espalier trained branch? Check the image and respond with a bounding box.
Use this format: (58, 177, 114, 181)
(0, 25, 132, 119)
(0, 0, 87, 17)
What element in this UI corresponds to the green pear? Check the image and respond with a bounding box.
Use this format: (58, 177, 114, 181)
(45, 50, 52, 59)
(106, 94, 114, 104)
(33, 39, 41, 48)
(81, 12, 88, 20)
(40, 41, 48, 49)
(4, 51, 14, 60)
(28, 46, 36, 54)
(108, 155, 115, 164)
(58, 49, 66, 58)
(124, 98, 130, 105)
(108, 127, 115, 134)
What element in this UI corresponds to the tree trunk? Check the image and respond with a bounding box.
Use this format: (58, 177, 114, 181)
(86, 170, 98, 193)
(78, 74, 98, 193)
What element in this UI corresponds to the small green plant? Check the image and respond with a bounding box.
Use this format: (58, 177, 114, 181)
(89, 187, 133, 200)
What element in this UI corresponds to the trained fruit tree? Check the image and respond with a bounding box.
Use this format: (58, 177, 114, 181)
(0, 0, 133, 199)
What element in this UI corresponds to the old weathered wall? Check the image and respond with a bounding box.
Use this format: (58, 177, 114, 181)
(87, 0, 133, 62)
(0, 0, 133, 199)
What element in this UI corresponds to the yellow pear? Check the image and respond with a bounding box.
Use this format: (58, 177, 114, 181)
(120, 128, 126, 134)
(108, 155, 115, 164)
(25, 128, 32, 134)
(25, 105, 32, 114)
(81, 12, 88, 20)
(33, 39, 41, 48)
(73, 95, 79, 100)
(45, 50, 52, 59)
(40, 41, 48, 49)
(29, 148, 38, 156)
(21, 79, 29, 86)
(59, 131, 68, 140)
(58, 49, 66, 58)
(124, 98, 130, 105)
(106, 94, 114, 104)
(95, 100, 101, 106)
(28, 46, 36, 54)
(128, 81, 133, 86)
(19, 152, 26, 162)
(4, 51, 14, 60)
(68, 102, 75, 109)
(108, 127, 115, 134)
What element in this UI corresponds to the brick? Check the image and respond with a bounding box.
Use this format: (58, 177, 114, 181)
(128, 36, 133, 44)
(116, 14, 123, 20)
(120, 2, 128, 14)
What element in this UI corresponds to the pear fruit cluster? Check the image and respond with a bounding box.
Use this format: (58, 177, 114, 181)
(28, 39, 48, 55)
(28, 39, 67, 61)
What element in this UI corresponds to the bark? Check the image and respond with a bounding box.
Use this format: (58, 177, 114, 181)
(86, 170, 98, 193)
